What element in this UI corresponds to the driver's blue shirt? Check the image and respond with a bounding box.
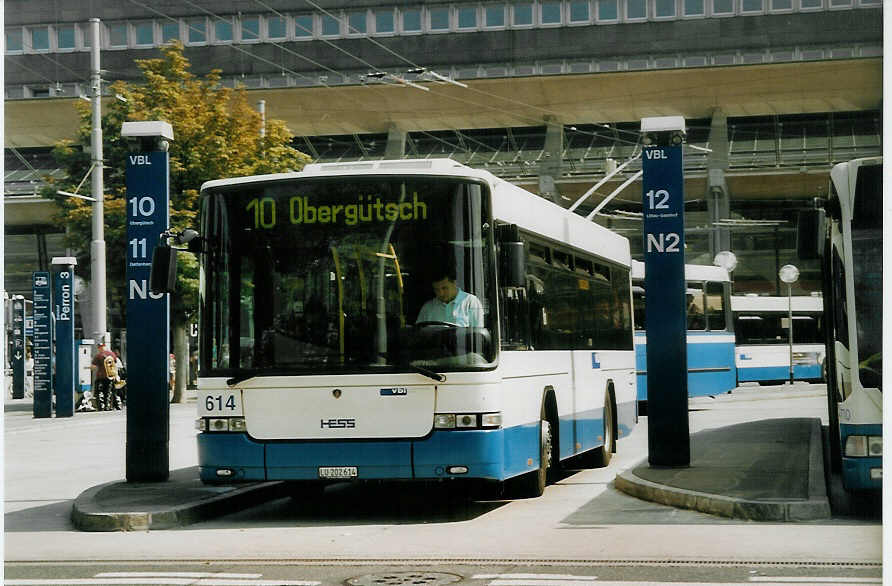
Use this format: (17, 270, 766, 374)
(416, 288, 484, 327)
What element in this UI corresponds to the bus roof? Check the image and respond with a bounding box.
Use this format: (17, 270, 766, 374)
(631, 260, 731, 283)
(731, 294, 824, 313)
(200, 158, 631, 268)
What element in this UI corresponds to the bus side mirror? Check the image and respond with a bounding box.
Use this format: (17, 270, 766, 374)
(150, 244, 177, 294)
(500, 242, 526, 288)
(796, 209, 823, 261)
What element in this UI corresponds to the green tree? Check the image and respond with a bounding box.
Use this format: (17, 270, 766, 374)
(42, 43, 310, 401)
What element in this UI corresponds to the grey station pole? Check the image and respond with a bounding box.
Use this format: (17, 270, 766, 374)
(90, 18, 107, 345)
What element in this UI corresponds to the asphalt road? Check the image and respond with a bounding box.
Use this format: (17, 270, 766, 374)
(3, 384, 883, 585)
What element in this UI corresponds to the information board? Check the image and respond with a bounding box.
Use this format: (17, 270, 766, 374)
(11, 297, 25, 399)
(32, 272, 53, 418)
(125, 149, 171, 481)
(53, 264, 76, 417)
(641, 144, 690, 466)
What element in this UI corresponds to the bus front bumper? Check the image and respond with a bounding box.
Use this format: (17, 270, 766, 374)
(196, 424, 540, 484)
(841, 456, 882, 491)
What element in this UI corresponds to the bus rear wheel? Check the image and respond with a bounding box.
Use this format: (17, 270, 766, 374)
(594, 396, 615, 467)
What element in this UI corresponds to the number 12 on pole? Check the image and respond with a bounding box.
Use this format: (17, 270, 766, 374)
(642, 148, 685, 258)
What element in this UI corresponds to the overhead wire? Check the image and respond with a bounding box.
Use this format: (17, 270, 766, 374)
(255, 0, 638, 133)
(25, 0, 666, 215)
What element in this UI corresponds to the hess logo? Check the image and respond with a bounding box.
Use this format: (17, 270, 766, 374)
(320, 418, 356, 429)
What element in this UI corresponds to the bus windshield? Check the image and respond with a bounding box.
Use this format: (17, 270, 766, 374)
(851, 164, 882, 390)
(201, 176, 497, 376)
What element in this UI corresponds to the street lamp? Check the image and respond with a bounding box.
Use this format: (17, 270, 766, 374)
(778, 264, 800, 385)
(713, 250, 738, 274)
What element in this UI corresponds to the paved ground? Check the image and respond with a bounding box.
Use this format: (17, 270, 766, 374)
(8, 383, 831, 530)
(4, 383, 883, 570)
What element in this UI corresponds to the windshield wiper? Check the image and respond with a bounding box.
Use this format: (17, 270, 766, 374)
(409, 363, 446, 382)
(226, 370, 257, 386)
(376, 352, 445, 382)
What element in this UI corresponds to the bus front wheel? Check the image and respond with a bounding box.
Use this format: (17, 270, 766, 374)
(508, 410, 552, 498)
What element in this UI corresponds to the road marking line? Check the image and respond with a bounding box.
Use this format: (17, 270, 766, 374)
(3, 576, 321, 586)
(96, 573, 262, 579)
(472, 575, 597, 581)
(750, 579, 881, 584)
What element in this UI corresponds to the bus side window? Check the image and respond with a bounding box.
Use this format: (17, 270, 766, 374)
(499, 285, 530, 350)
(705, 282, 726, 330)
(686, 284, 706, 330)
(831, 247, 849, 348)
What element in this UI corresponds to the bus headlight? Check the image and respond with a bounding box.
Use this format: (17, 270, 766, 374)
(434, 414, 456, 429)
(844, 435, 882, 457)
(456, 414, 477, 428)
(434, 412, 501, 430)
(198, 417, 247, 433)
(480, 412, 502, 428)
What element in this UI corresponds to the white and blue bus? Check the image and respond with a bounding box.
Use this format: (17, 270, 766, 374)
(186, 159, 637, 498)
(731, 294, 825, 385)
(811, 157, 882, 492)
(632, 261, 736, 410)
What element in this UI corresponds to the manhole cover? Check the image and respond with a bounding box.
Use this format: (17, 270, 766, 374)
(346, 571, 463, 586)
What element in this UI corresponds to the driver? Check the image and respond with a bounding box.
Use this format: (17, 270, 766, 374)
(416, 268, 484, 328)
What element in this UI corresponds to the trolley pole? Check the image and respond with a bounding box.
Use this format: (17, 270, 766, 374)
(641, 116, 690, 467)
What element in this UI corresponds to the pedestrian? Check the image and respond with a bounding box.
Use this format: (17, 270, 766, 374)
(90, 342, 116, 411)
(24, 347, 34, 399)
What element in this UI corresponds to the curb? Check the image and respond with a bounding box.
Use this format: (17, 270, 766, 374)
(614, 418, 831, 521)
(71, 480, 289, 531)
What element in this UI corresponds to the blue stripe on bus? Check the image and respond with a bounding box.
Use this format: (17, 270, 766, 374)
(197, 425, 540, 483)
(197, 433, 266, 482)
(636, 338, 736, 400)
(197, 402, 635, 485)
(736, 364, 822, 382)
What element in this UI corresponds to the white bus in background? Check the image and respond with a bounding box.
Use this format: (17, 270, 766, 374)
(731, 294, 826, 384)
(632, 261, 736, 410)
(169, 158, 637, 499)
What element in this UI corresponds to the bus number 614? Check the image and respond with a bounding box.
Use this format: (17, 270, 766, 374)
(206, 394, 237, 412)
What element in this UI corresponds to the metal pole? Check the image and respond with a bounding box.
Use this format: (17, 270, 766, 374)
(788, 282, 794, 384)
(90, 18, 107, 345)
(258, 100, 266, 138)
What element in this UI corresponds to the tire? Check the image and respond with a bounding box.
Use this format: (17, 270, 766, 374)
(508, 409, 552, 498)
(594, 396, 615, 467)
